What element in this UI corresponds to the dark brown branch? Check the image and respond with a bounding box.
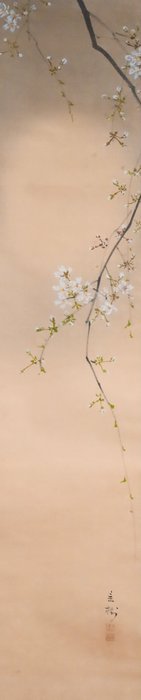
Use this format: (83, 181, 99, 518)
(86, 194, 141, 323)
(85, 196, 141, 508)
(76, 0, 141, 107)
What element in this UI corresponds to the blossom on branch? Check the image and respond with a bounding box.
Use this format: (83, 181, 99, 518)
(1, 4, 21, 32)
(115, 272, 134, 296)
(98, 288, 117, 317)
(53, 266, 94, 310)
(125, 47, 141, 80)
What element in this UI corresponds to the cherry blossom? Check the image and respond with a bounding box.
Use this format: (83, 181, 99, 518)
(98, 288, 117, 317)
(2, 7, 21, 32)
(125, 47, 141, 80)
(0, 2, 7, 17)
(53, 266, 94, 310)
(115, 272, 134, 296)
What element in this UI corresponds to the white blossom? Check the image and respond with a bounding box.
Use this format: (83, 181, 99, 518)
(112, 179, 118, 186)
(125, 47, 141, 80)
(53, 267, 94, 310)
(54, 265, 72, 279)
(61, 57, 67, 65)
(53, 266, 133, 318)
(115, 272, 134, 296)
(101, 300, 117, 316)
(99, 288, 117, 316)
(119, 111, 125, 119)
(112, 86, 122, 99)
(0, 2, 7, 17)
(2, 6, 21, 32)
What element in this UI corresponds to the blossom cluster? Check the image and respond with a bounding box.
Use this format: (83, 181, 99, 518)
(0, 2, 21, 31)
(125, 47, 141, 80)
(115, 272, 133, 296)
(112, 85, 126, 119)
(53, 266, 94, 310)
(53, 266, 133, 323)
(98, 288, 117, 317)
(0, 1, 37, 31)
(97, 272, 133, 318)
(122, 24, 140, 49)
(46, 55, 67, 70)
(106, 271, 133, 297)
(102, 85, 126, 120)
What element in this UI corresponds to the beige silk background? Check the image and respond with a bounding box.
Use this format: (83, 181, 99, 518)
(0, 1, 141, 698)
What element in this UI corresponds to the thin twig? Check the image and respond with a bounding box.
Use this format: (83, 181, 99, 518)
(87, 194, 141, 323)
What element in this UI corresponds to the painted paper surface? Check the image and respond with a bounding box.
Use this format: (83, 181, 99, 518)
(0, 1, 141, 698)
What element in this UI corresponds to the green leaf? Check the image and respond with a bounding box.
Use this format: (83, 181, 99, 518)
(129, 493, 134, 500)
(31, 355, 38, 364)
(62, 313, 75, 326)
(120, 477, 127, 483)
(124, 319, 131, 329)
(48, 317, 58, 335)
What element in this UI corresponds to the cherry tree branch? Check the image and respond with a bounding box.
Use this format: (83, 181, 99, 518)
(85, 194, 140, 511)
(86, 194, 141, 323)
(76, 0, 141, 107)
